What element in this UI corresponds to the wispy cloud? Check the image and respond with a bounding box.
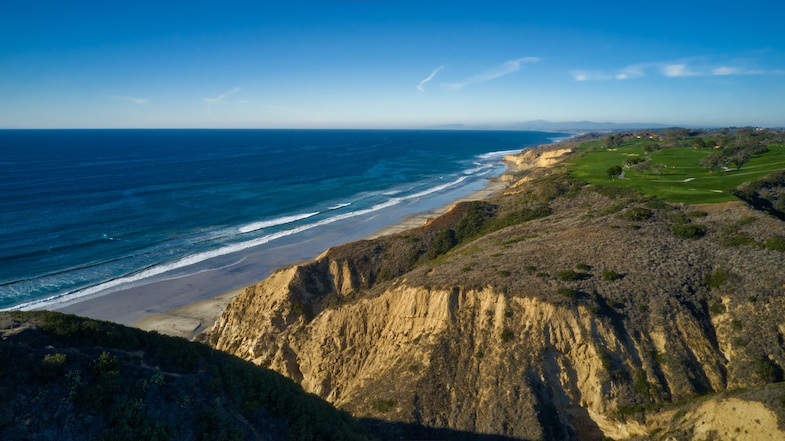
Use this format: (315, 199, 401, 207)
(203, 87, 242, 105)
(573, 56, 784, 81)
(712, 66, 743, 76)
(443, 57, 540, 89)
(417, 66, 444, 92)
(661, 64, 700, 78)
(109, 95, 148, 105)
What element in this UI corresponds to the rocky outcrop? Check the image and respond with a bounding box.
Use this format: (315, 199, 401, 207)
(504, 147, 572, 170)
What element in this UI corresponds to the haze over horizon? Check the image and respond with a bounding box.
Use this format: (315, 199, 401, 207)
(2, 0, 784, 129)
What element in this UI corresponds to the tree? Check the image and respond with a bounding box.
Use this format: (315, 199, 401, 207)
(699, 153, 727, 172)
(650, 163, 666, 179)
(633, 161, 652, 173)
(729, 150, 751, 171)
(606, 165, 623, 180)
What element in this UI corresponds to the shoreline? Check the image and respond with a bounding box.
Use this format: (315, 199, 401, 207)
(128, 177, 512, 339)
(47, 156, 520, 338)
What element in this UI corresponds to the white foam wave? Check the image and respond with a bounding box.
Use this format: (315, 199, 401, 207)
(7, 175, 475, 312)
(463, 163, 494, 175)
(239, 212, 320, 233)
(476, 148, 526, 160)
(328, 203, 352, 210)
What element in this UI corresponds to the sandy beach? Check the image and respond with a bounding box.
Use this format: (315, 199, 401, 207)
(53, 173, 514, 339)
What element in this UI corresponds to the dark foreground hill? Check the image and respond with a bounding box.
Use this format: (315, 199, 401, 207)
(0, 311, 370, 441)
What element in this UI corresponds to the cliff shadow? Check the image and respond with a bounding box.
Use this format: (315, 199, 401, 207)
(359, 418, 532, 441)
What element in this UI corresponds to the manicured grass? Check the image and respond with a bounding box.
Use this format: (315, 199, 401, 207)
(568, 140, 785, 204)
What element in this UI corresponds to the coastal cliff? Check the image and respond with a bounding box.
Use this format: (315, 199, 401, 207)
(203, 139, 785, 440)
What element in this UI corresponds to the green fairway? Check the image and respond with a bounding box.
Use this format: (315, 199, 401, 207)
(568, 139, 785, 204)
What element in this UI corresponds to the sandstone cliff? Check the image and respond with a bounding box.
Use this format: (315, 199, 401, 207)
(204, 141, 785, 440)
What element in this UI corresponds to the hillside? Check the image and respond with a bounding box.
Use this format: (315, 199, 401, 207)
(0, 311, 370, 441)
(203, 129, 785, 440)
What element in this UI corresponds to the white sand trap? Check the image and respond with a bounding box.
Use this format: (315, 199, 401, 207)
(710, 190, 723, 193)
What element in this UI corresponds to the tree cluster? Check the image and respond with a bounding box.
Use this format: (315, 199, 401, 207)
(699, 134, 770, 172)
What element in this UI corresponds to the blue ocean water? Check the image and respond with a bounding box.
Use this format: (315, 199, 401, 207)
(0, 129, 567, 310)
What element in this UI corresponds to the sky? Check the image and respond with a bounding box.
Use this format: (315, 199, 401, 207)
(1, 0, 784, 129)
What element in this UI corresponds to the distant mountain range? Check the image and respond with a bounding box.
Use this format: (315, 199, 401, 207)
(424, 120, 695, 132)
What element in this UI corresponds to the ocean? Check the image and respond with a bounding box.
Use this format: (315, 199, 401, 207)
(0, 129, 568, 310)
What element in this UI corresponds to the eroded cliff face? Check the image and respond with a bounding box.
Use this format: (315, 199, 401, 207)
(204, 144, 785, 440)
(504, 147, 573, 170)
(209, 268, 784, 440)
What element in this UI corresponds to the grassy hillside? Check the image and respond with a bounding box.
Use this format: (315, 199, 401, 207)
(0, 311, 370, 441)
(568, 130, 785, 204)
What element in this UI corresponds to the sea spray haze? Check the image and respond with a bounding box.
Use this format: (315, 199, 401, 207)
(0, 129, 566, 309)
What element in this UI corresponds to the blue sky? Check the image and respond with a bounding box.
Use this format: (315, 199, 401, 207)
(1, 1, 784, 128)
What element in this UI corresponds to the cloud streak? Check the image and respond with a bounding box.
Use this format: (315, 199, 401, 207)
(573, 57, 784, 81)
(417, 66, 444, 92)
(443, 57, 540, 89)
(203, 87, 242, 105)
(109, 95, 148, 105)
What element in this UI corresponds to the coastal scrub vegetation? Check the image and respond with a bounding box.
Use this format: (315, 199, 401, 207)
(0, 311, 370, 441)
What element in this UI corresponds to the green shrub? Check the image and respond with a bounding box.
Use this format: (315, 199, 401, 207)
(422, 229, 457, 260)
(599, 201, 628, 215)
(709, 303, 726, 315)
(594, 186, 640, 199)
(755, 356, 782, 383)
(555, 270, 585, 281)
(645, 199, 671, 210)
(96, 351, 119, 373)
(602, 270, 622, 281)
(720, 234, 759, 247)
(764, 236, 785, 252)
(623, 157, 647, 166)
(455, 202, 495, 240)
(575, 263, 591, 271)
(703, 269, 728, 289)
(672, 224, 706, 239)
(557, 287, 576, 298)
(43, 353, 67, 365)
(686, 210, 708, 218)
(633, 370, 651, 397)
(40, 353, 68, 381)
(621, 206, 653, 221)
(500, 329, 515, 342)
(667, 211, 689, 224)
(372, 399, 396, 413)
